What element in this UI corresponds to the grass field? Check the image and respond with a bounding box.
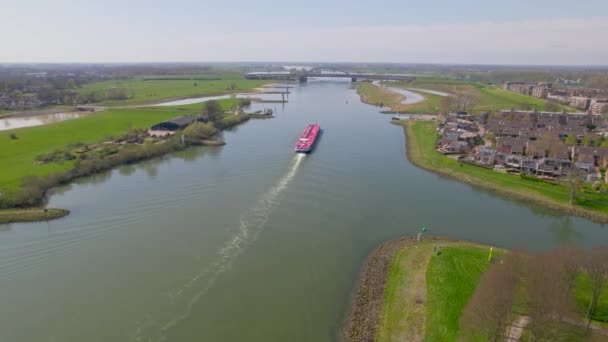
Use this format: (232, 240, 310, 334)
(0, 99, 239, 192)
(401, 120, 608, 219)
(77, 75, 270, 105)
(377, 242, 435, 341)
(575, 273, 608, 322)
(371, 77, 575, 113)
(375, 241, 493, 341)
(357, 82, 404, 108)
(425, 244, 492, 341)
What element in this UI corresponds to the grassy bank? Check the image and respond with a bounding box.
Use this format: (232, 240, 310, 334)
(77, 75, 270, 106)
(345, 238, 494, 341)
(0, 208, 70, 224)
(356, 82, 404, 109)
(0, 98, 240, 192)
(0, 98, 250, 218)
(399, 120, 608, 223)
(360, 77, 574, 113)
(425, 244, 493, 341)
(376, 241, 434, 341)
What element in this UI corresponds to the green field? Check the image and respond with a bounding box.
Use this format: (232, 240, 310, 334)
(77, 75, 270, 105)
(375, 241, 493, 341)
(401, 120, 608, 218)
(388, 77, 574, 112)
(0, 99, 239, 192)
(575, 273, 608, 322)
(357, 82, 404, 107)
(377, 242, 435, 341)
(425, 245, 492, 341)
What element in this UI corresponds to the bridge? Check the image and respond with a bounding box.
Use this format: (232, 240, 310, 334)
(244, 67, 416, 83)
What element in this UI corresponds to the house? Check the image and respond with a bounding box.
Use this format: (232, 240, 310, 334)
(496, 137, 527, 155)
(150, 116, 207, 131)
(439, 141, 469, 154)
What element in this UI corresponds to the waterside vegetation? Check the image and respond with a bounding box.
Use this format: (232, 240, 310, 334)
(346, 237, 608, 341)
(397, 120, 608, 223)
(0, 98, 253, 214)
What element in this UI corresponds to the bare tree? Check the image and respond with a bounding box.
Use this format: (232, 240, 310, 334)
(460, 252, 521, 341)
(526, 252, 577, 340)
(202, 100, 222, 122)
(581, 247, 608, 331)
(566, 165, 582, 206)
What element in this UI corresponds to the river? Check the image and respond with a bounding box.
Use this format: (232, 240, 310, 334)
(0, 112, 91, 131)
(0, 80, 607, 341)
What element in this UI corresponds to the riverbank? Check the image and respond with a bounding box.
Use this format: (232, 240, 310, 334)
(342, 236, 493, 341)
(76, 75, 272, 106)
(0, 208, 70, 224)
(399, 120, 608, 224)
(0, 100, 256, 222)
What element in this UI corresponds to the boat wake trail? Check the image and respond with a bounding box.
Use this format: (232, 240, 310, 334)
(134, 153, 306, 342)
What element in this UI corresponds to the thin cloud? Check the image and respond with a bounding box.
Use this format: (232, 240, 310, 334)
(1, 17, 607, 65)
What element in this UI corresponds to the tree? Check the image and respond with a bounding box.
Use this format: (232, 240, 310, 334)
(203, 100, 222, 122)
(566, 166, 582, 206)
(460, 253, 521, 341)
(582, 134, 594, 146)
(485, 132, 496, 148)
(536, 132, 563, 158)
(183, 122, 218, 142)
(565, 133, 577, 145)
(526, 252, 577, 340)
(581, 248, 608, 331)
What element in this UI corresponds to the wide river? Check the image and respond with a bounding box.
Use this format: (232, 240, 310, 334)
(1, 80, 607, 341)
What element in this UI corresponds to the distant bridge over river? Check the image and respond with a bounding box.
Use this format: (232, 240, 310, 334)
(244, 67, 416, 83)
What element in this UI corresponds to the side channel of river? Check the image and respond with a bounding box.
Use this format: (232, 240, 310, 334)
(0, 80, 606, 341)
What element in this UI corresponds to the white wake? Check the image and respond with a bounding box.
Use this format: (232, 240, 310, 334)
(134, 153, 306, 341)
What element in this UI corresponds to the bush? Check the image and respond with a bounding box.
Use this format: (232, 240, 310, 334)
(215, 113, 249, 130)
(183, 122, 218, 141)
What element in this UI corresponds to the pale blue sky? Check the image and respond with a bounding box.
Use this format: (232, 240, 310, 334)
(2, 0, 607, 64)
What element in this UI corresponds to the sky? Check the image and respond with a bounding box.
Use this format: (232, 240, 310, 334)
(1, 0, 608, 65)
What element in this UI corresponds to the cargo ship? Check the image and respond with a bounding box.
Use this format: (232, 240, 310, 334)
(294, 123, 321, 153)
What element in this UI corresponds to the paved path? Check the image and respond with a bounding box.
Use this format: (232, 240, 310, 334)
(505, 316, 530, 341)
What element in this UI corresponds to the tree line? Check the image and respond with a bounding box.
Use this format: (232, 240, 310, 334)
(460, 246, 608, 341)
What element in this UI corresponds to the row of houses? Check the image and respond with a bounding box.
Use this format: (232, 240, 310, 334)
(470, 146, 606, 182)
(503, 82, 608, 113)
(503, 82, 553, 99)
(438, 111, 608, 183)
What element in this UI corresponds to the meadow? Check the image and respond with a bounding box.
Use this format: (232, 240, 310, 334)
(358, 77, 575, 113)
(77, 75, 270, 105)
(0, 99, 240, 192)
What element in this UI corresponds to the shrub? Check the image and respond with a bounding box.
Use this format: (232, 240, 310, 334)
(183, 122, 218, 141)
(215, 113, 249, 130)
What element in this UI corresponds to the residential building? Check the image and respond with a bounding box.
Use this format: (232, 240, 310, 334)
(547, 93, 569, 104)
(569, 96, 591, 110)
(590, 99, 608, 115)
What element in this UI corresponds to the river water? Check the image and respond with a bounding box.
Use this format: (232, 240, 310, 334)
(0, 80, 607, 341)
(0, 112, 91, 131)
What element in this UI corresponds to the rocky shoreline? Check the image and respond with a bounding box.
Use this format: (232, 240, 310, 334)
(342, 236, 451, 341)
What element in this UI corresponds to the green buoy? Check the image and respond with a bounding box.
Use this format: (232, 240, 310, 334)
(422, 227, 427, 232)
